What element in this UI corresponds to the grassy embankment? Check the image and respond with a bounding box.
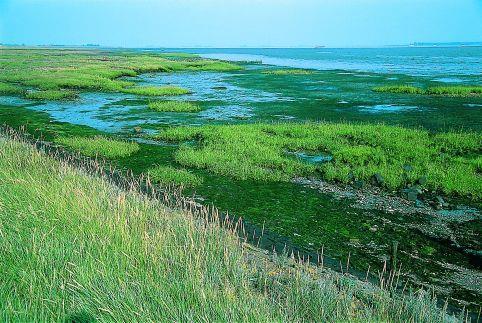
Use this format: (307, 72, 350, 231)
(0, 133, 455, 321)
(373, 85, 482, 97)
(148, 101, 201, 112)
(155, 123, 482, 200)
(0, 48, 241, 100)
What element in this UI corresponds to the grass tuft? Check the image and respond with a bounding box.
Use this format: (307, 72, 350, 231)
(55, 136, 140, 158)
(26, 89, 78, 101)
(123, 86, 191, 96)
(373, 84, 482, 97)
(148, 165, 203, 187)
(425, 86, 482, 96)
(0, 82, 25, 96)
(148, 101, 201, 112)
(373, 85, 424, 94)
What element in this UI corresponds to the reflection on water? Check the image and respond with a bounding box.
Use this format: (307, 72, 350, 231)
(357, 104, 421, 113)
(29, 92, 148, 133)
(199, 105, 253, 121)
(134, 71, 284, 103)
(432, 77, 466, 83)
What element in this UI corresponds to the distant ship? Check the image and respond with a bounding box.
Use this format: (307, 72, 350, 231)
(314, 45, 326, 48)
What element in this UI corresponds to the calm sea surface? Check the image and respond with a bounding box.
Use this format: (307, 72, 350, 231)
(176, 47, 482, 78)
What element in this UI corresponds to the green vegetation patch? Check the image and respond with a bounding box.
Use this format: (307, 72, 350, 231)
(425, 86, 482, 96)
(155, 123, 482, 199)
(373, 85, 424, 95)
(123, 86, 191, 96)
(0, 48, 240, 101)
(148, 101, 201, 112)
(148, 165, 203, 187)
(55, 136, 140, 158)
(26, 89, 78, 101)
(373, 84, 482, 97)
(0, 135, 451, 321)
(0, 82, 25, 95)
(262, 69, 315, 75)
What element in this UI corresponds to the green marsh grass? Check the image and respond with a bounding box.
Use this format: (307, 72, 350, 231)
(156, 123, 482, 199)
(373, 85, 424, 94)
(55, 136, 140, 158)
(123, 86, 191, 96)
(26, 89, 78, 100)
(0, 133, 455, 321)
(148, 101, 201, 112)
(0, 81, 25, 95)
(148, 165, 203, 187)
(262, 69, 315, 75)
(374, 84, 482, 97)
(425, 86, 482, 96)
(0, 49, 240, 99)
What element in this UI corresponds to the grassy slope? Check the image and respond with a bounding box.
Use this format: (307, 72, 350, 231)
(156, 123, 482, 199)
(0, 135, 452, 322)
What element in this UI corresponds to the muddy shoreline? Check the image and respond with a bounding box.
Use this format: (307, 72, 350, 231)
(295, 177, 481, 261)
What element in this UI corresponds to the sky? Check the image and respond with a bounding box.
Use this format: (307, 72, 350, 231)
(0, 0, 481, 48)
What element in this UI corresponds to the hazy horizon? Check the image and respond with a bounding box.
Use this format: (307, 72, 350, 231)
(1, 0, 482, 48)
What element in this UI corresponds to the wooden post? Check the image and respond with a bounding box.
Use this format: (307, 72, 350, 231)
(390, 241, 399, 272)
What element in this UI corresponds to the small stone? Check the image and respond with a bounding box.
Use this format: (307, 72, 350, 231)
(373, 173, 384, 186)
(347, 171, 355, 181)
(407, 192, 418, 201)
(436, 195, 444, 204)
(412, 185, 423, 194)
(403, 164, 413, 172)
(354, 180, 365, 189)
(418, 176, 428, 185)
(406, 189, 418, 201)
(133, 126, 143, 133)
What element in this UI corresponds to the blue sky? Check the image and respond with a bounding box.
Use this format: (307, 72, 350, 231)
(1, 0, 481, 48)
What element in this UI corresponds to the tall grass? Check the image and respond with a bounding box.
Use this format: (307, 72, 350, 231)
(0, 133, 456, 321)
(55, 136, 140, 158)
(148, 101, 201, 112)
(155, 122, 482, 199)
